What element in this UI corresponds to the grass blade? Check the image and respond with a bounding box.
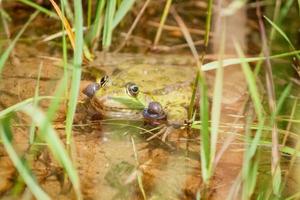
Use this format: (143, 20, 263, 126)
(234, 40, 267, 199)
(278, 0, 294, 24)
(65, 0, 84, 144)
(86, 0, 106, 49)
(202, 50, 300, 71)
(274, 83, 293, 118)
(199, 75, 210, 183)
(87, 0, 92, 28)
(18, 0, 58, 19)
(204, 0, 213, 47)
(242, 106, 263, 200)
(0, 116, 51, 200)
(49, 0, 75, 50)
(112, 0, 136, 29)
(29, 62, 43, 144)
(115, 0, 151, 52)
(0, 11, 38, 73)
(170, 7, 210, 184)
(102, 0, 116, 50)
(298, 0, 300, 15)
(60, 0, 74, 22)
(234, 41, 263, 123)
(21, 105, 81, 199)
(264, 15, 295, 50)
(153, 0, 172, 48)
(0, 96, 58, 118)
(210, 24, 225, 174)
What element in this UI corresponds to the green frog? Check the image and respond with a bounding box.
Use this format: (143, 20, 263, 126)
(83, 53, 247, 139)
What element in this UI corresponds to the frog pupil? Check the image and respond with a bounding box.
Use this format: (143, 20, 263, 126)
(131, 85, 138, 93)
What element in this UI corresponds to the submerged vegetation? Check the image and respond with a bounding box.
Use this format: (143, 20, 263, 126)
(0, 0, 299, 199)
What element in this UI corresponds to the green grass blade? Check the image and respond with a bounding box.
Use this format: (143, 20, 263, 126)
(47, 77, 68, 121)
(131, 137, 147, 200)
(234, 41, 268, 199)
(202, 50, 300, 71)
(269, 84, 292, 196)
(242, 111, 264, 200)
(0, 11, 38, 73)
(298, 0, 300, 15)
(18, 0, 58, 18)
(21, 105, 81, 199)
(102, 0, 116, 50)
(204, 0, 213, 46)
(0, 117, 51, 200)
(248, 159, 259, 198)
(286, 192, 300, 200)
(274, 83, 293, 118)
(281, 145, 300, 157)
(209, 26, 225, 175)
(278, 0, 294, 23)
(61, 0, 74, 22)
(65, 0, 84, 144)
(264, 15, 295, 50)
(47, 11, 69, 121)
(112, 0, 136, 29)
(86, 0, 105, 48)
(153, 0, 173, 47)
(247, 120, 265, 170)
(199, 75, 210, 183)
(233, 41, 264, 122)
(29, 62, 43, 144)
(0, 7, 11, 22)
(0, 96, 58, 118)
(87, 0, 92, 27)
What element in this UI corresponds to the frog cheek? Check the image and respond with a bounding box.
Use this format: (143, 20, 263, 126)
(83, 83, 101, 98)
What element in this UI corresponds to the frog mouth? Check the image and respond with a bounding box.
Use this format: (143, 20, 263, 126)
(91, 97, 145, 119)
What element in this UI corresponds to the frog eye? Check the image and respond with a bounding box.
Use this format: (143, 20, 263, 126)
(100, 75, 109, 87)
(126, 82, 139, 97)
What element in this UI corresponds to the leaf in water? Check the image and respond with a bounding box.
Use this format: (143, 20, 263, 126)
(111, 97, 145, 110)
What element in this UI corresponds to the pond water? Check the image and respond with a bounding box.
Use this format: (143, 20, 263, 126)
(0, 40, 250, 199)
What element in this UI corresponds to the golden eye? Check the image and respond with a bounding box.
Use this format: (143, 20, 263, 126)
(100, 75, 109, 87)
(126, 82, 139, 97)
